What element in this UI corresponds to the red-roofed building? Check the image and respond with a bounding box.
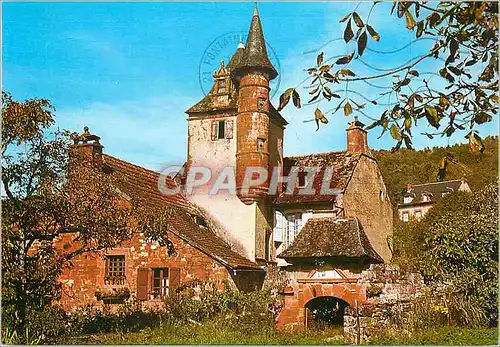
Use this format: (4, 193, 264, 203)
(57, 5, 393, 331)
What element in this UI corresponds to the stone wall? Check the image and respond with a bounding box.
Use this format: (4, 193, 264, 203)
(55, 231, 235, 311)
(343, 155, 393, 262)
(343, 264, 426, 344)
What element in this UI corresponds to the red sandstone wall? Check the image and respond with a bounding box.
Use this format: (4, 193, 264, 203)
(55, 232, 232, 311)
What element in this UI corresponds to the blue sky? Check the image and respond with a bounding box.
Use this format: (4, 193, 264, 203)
(3, 2, 498, 171)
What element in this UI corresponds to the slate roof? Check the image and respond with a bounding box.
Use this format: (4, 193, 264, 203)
(101, 154, 261, 270)
(279, 217, 382, 262)
(231, 6, 278, 80)
(400, 180, 469, 207)
(275, 151, 362, 204)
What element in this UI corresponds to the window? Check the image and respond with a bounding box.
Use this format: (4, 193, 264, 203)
(257, 138, 266, 152)
(402, 213, 409, 222)
(257, 97, 266, 111)
(415, 210, 422, 219)
(217, 120, 225, 139)
(284, 213, 302, 248)
(298, 172, 307, 188)
(193, 214, 207, 228)
(152, 268, 169, 299)
(403, 196, 413, 204)
(105, 255, 125, 285)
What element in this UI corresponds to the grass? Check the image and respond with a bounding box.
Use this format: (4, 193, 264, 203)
(369, 327, 499, 346)
(61, 323, 498, 345)
(65, 322, 346, 345)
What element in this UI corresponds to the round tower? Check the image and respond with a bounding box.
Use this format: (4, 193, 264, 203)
(231, 5, 278, 205)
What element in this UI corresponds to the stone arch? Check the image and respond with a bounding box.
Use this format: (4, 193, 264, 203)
(277, 282, 366, 331)
(300, 283, 363, 307)
(305, 295, 350, 328)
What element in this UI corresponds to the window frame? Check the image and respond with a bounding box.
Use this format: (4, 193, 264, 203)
(151, 267, 169, 299)
(217, 120, 225, 139)
(105, 255, 126, 285)
(402, 212, 409, 222)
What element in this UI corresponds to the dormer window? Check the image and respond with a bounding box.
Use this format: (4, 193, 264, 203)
(193, 214, 207, 228)
(298, 171, 307, 188)
(403, 196, 413, 204)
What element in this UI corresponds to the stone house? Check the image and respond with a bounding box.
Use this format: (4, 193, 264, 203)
(398, 180, 471, 222)
(56, 5, 393, 330)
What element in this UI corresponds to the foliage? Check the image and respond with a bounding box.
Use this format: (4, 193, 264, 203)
(1, 92, 174, 343)
(279, 2, 498, 150)
(392, 184, 498, 327)
(374, 135, 498, 210)
(369, 327, 498, 346)
(163, 280, 278, 333)
(64, 320, 346, 345)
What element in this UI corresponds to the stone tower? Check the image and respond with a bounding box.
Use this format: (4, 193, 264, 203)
(185, 5, 287, 263)
(230, 5, 278, 204)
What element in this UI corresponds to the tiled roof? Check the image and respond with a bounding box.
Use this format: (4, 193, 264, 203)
(102, 154, 261, 270)
(231, 6, 278, 80)
(275, 151, 362, 204)
(279, 217, 382, 262)
(400, 180, 469, 207)
(102, 154, 192, 211)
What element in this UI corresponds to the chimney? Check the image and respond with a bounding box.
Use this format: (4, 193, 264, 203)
(70, 126, 103, 167)
(405, 183, 412, 193)
(346, 116, 368, 153)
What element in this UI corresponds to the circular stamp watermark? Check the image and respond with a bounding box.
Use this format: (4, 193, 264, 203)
(198, 31, 281, 99)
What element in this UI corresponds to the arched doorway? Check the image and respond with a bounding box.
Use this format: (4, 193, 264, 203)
(304, 296, 349, 329)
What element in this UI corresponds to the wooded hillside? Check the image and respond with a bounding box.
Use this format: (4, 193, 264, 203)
(374, 136, 498, 209)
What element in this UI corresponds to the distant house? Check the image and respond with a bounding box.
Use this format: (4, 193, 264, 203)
(398, 180, 471, 222)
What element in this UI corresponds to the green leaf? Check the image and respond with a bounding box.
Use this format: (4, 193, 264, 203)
(344, 102, 352, 116)
(424, 105, 440, 128)
(278, 88, 294, 111)
(405, 10, 417, 30)
(390, 124, 402, 141)
(344, 19, 354, 43)
(314, 108, 328, 131)
(404, 117, 412, 130)
(366, 25, 380, 41)
(339, 68, 356, 76)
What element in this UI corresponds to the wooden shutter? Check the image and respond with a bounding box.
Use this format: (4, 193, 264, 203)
(169, 268, 181, 294)
(225, 119, 233, 139)
(105, 257, 110, 276)
(211, 121, 218, 141)
(136, 268, 149, 301)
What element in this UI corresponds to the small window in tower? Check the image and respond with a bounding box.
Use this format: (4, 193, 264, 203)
(257, 97, 266, 111)
(218, 120, 225, 139)
(298, 171, 307, 188)
(257, 138, 266, 152)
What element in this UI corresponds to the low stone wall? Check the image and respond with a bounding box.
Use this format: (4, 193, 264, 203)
(343, 264, 426, 344)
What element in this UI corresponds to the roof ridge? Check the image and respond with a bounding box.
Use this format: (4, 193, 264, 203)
(103, 153, 164, 177)
(412, 179, 462, 187)
(284, 150, 348, 159)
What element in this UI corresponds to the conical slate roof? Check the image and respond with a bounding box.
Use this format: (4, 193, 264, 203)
(231, 5, 278, 80)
